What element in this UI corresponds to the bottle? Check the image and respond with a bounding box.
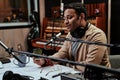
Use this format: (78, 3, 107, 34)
(17, 44, 26, 67)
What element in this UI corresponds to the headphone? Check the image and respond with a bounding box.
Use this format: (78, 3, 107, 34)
(3, 71, 34, 80)
(70, 22, 90, 38)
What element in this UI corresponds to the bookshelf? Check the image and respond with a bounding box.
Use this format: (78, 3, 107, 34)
(42, 18, 68, 40)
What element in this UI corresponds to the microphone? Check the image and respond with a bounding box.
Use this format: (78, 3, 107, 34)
(45, 30, 65, 46)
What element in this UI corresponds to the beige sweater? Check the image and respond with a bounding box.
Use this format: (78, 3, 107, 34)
(52, 23, 111, 72)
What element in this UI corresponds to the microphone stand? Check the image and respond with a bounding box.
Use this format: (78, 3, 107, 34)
(55, 37, 120, 48)
(12, 49, 85, 67)
(1, 39, 120, 79)
(11, 49, 120, 80)
(0, 40, 24, 63)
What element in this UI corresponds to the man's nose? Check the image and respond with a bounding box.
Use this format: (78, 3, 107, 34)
(64, 19, 69, 25)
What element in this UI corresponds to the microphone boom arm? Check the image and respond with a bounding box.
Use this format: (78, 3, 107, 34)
(0, 40, 24, 63)
(12, 49, 85, 67)
(11, 49, 120, 79)
(56, 37, 120, 48)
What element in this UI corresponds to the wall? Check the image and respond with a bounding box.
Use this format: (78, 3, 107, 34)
(0, 28, 30, 58)
(0, 0, 31, 58)
(40, 0, 45, 38)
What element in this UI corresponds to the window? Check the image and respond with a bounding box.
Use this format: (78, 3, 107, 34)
(0, 0, 32, 28)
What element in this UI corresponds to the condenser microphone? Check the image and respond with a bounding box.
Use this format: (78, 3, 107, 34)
(45, 30, 65, 46)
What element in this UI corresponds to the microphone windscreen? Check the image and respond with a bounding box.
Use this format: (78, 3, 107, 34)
(60, 30, 65, 35)
(3, 71, 13, 80)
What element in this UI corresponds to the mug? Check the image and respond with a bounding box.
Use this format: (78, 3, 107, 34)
(17, 54, 27, 67)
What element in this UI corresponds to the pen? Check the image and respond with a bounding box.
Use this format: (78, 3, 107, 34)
(52, 72, 65, 78)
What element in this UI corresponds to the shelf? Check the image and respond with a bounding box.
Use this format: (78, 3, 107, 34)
(42, 18, 68, 40)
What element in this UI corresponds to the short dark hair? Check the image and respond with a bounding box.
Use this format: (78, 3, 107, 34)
(64, 2, 87, 20)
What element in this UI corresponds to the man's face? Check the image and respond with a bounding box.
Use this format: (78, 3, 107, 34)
(63, 9, 80, 32)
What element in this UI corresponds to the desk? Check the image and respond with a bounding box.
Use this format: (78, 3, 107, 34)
(0, 58, 81, 80)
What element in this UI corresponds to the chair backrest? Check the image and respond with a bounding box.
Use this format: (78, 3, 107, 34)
(109, 55, 120, 69)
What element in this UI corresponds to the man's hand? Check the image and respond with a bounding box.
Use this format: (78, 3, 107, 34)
(33, 58, 46, 67)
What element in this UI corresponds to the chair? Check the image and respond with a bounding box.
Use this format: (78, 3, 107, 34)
(109, 55, 120, 69)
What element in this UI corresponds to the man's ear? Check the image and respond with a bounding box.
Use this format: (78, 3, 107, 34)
(79, 16, 81, 20)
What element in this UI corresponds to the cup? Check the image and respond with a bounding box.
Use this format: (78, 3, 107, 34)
(17, 54, 27, 67)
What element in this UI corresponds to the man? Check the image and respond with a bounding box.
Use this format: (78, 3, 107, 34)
(34, 2, 111, 72)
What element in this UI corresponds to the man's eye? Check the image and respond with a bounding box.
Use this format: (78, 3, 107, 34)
(67, 16, 72, 19)
(63, 16, 73, 20)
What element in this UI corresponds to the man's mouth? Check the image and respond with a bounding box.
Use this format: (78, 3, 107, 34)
(66, 25, 71, 30)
